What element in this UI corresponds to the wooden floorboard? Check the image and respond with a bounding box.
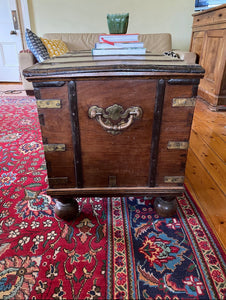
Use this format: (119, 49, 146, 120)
(189, 125, 225, 194)
(192, 117, 226, 161)
(0, 82, 26, 96)
(185, 98, 226, 252)
(193, 100, 226, 140)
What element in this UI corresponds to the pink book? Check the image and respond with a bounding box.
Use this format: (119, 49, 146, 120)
(99, 34, 139, 44)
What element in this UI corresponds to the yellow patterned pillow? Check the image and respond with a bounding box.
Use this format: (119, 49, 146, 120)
(41, 38, 68, 57)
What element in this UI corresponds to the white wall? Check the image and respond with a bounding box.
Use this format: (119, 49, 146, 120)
(28, 0, 195, 51)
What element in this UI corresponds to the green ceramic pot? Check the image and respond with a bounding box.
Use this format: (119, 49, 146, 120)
(107, 13, 129, 34)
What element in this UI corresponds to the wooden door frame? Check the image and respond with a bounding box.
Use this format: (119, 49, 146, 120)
(16, 0, 30, 49)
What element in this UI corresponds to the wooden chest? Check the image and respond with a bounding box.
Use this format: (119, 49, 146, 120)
(24, 52, 204, 219)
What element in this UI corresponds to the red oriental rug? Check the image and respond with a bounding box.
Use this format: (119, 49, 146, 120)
(0, 96, 225, 300)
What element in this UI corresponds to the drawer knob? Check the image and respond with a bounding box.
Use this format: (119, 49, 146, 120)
(88, 104, 143, 135)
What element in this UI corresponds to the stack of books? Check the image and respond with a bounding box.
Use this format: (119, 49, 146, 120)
(92, 34, 146, 56)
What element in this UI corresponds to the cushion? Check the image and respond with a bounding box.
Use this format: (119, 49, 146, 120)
(41, 38, 69, 57)
(25, 28, 50, 62)
(43, 33, 104, 50)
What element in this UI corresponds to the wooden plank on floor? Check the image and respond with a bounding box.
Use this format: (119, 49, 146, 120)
(0, 83, 26, 96)
(189, 127, 226, 194)
(185, 177, 226, 252)
(185, 148, 226, 251)
(191, 116, 226, 162)
(194, 100, 226, 141)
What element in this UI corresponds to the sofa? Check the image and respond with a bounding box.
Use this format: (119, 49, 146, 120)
(19, 32, 196, 94)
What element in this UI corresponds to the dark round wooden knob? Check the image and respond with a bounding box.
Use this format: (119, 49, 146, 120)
(154, 196, 178, 217)
(54, 196, 79, 221)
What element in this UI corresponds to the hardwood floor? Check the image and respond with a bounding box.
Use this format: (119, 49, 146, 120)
(0, 82, 26, 96)
(1, 83, 225, 251)
(185, 98, 226, 252)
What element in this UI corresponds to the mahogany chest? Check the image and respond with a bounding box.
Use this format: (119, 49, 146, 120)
(24, 51, 204, 219)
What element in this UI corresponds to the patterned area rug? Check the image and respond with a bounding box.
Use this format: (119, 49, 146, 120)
(0, 97, 225, 300)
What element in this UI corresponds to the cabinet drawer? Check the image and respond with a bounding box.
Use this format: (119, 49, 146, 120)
(193, 14, 213, 27)
(213, 7, 226, 24)
(193, 7, 226, 27)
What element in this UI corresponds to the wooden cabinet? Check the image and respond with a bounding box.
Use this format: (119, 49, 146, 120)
(190, 4, 226, 109)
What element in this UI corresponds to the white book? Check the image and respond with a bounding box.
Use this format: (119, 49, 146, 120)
(95, 42, 144, 49)
(99, 34, 139, 43)
(92, 47, 146, 56)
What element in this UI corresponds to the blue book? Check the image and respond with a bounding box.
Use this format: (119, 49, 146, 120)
(92, 47, 146, 56)
(95, 42, 144, 49)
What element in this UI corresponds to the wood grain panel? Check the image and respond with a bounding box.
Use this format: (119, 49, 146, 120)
(199, 30, 225, 98)
(156, 83, 195, 185)
(190, 31, 204, 62)
(37, 84, 76, 187)
(38, 85, 73, 144)
(194, 99, 226, 139)
(185, 148, 226, 250)
(192, 114, 226, 162)
(191, 5, 226, 107)
(185, 98, 226, 250)
(76, 79, 156, 187)
(193, 6, 226, 27)
(189, 126, 226, 194)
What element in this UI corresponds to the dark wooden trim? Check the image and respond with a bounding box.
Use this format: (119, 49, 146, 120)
(208, 104, 226, 112)
(197, 97, 226, 111)
(48, 177, 69, 186)
(47, 186, 185, 197)
(192, 84, 199, 97)
(68, 81, 83, 188)
(38, 113, 45, 126)
(22, 52, 205, 80)
(43, 137, 48, 144)
(24, 67, 204, 79)
(26, 90, 34, 96)
(168, 78, 200, 85)
(149, 79, 166, 187)
(34, 88, 41, 99)
(33, 81, 65, 88)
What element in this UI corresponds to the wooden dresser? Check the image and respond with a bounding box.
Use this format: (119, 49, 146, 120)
(23, 52, 204, 220)
(190, 4, 226, 110)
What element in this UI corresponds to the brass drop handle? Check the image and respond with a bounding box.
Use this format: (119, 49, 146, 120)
(96, 112, 135, 131)
(88, 104, 143, 135)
